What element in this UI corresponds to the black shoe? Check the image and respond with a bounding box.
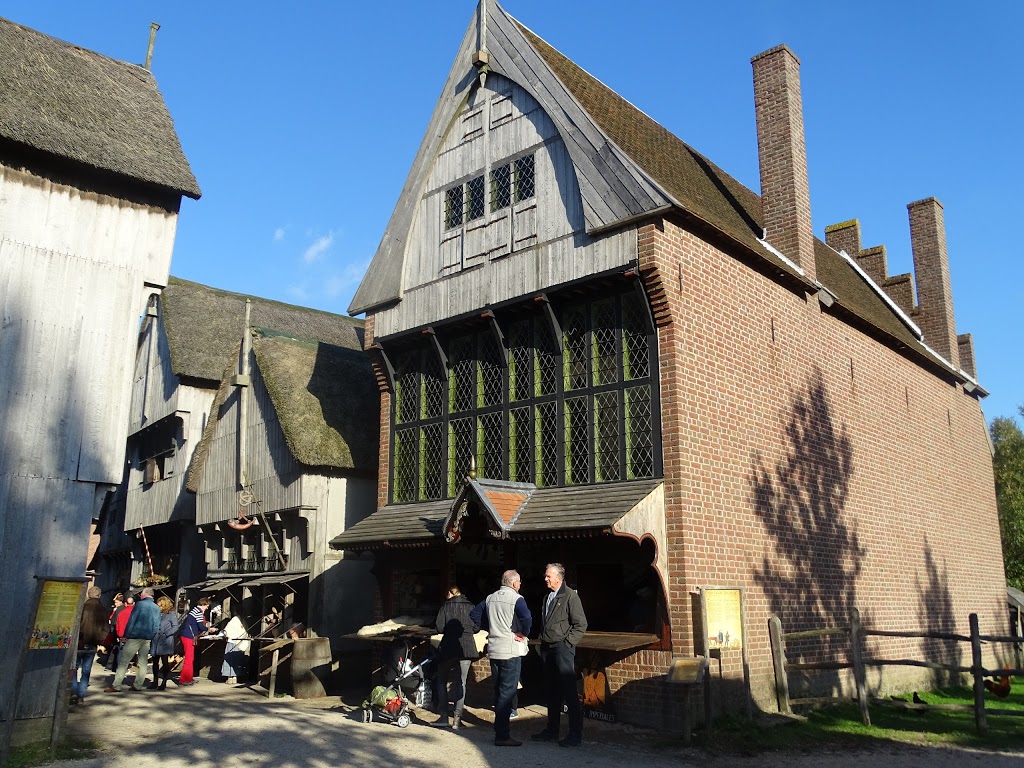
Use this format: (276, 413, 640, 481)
(494, 738, 522, 747)
(531, 731, 558, 742)
(559, 737, 582, 748)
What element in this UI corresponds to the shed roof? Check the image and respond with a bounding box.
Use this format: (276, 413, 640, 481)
(330, 478, 662, 550)
(0, 17, 200, 199)
(162, 277, 364, 384)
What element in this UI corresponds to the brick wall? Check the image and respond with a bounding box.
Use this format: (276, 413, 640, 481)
(622, 214, 1005, 727)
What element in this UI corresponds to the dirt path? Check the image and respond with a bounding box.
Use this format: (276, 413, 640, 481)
(51, 678, 1024, 768)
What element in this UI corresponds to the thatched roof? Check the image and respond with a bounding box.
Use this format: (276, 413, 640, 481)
(252, 331, 378, 471)
(162, 277, 364, 384)
(186, 331, 378, 492)
(0, 16, 200, 199)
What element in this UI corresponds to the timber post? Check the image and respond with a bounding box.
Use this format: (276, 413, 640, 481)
(969, 613, 987, 735)
(850, 608, 870, 726)
(768, 614, 791, 714)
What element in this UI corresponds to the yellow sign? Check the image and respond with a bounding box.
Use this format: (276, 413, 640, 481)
(29, 580, 82, 650)
(704, 588, 743, 650)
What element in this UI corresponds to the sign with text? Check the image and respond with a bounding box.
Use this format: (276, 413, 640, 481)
(29, 580, 82, 649)
(703, 588, 743, 650)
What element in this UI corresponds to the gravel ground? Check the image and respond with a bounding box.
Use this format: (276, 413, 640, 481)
(52, 676, 1024, 768)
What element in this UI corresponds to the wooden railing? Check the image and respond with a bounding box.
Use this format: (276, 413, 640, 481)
(769, 611, 1024, 734)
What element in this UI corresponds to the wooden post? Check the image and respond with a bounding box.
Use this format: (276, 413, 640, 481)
(768, 615, 791, 715)
(970, 613, 987, 735)
(681, 686, 692, 747)
(850, 608, 870, 726)
(269, 648, 280, 699)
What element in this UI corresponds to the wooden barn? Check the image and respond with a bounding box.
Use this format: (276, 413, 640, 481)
(92, 278, 371, 611)
(0, 17, 199, 742)
(184, 309, 379, 651)
(332, 0, 1005, 727)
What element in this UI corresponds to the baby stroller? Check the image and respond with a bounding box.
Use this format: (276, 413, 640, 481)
(361, 638, 434, 728)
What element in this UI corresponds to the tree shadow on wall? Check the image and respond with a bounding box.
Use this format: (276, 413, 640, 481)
(750, 368, 862, 696)
(916, 542, 962, 688)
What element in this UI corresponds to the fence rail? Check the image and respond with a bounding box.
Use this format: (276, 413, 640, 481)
(768, 611, 1022, 735)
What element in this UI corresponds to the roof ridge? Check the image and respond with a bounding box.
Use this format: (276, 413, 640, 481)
(168, 276, 364, 326)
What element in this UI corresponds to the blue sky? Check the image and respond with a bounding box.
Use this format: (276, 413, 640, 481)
(7, 1, 1022, 422)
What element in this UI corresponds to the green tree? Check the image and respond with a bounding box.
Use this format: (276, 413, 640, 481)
(992, 406, 1024, 589)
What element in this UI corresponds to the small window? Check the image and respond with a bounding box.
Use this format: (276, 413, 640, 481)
(445, 185, 464, 230)
(515, 155, 535, 202)
(490, 163, 512, 211)
(467, 175, 485, 221)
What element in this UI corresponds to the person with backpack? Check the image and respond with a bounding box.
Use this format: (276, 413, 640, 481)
(432, 586, 479, 730)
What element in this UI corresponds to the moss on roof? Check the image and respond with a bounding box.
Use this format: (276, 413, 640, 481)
(252, 332, 378, 472)
(162, 277, 364, 384)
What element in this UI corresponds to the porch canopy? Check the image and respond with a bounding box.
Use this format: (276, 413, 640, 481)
(329, 478, 663, 551)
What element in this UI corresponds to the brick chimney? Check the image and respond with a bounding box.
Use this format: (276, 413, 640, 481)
(824, 219, 861, 259)
(908, 197, 959, 369)
(752, 45, 816, 281)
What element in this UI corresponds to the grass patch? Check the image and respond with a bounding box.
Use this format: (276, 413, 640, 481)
(673, 680, 1024, 755)
(7, 737, 99, 768)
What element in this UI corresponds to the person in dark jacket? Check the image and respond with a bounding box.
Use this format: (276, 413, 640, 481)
(105, 587, 160, 692)
(177, 597, 210, 686)
(106, 592, 127, 671)
(530, 563, 588, 748)
(148, 596, 180, 690)
(432, 586, 479, 730)
(71, 586, 108, 703)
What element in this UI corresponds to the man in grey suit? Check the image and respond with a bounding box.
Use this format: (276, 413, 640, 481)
(531, 562, 588, 747)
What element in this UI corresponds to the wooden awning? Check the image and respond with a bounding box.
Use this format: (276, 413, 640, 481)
(330, 479, 663, 551)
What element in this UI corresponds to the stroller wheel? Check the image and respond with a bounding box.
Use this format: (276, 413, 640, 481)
(362, 708, 373, 723)
(396, 713, 411, 728)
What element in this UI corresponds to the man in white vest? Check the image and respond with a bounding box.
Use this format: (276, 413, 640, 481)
(470, 569, 532, 746)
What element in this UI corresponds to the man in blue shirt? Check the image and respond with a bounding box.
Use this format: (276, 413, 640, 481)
(470, 569, 532, 746)
(105, 587, 160, 692)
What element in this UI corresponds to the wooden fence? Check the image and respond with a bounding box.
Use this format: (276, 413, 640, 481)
(768, 610, 1024, 734)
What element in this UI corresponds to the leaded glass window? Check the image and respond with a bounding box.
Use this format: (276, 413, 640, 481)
(592, 299, 618, 386)
(509, 406, 533, 483)
(594, 391, 620, 482)
(448, 416, 475, 496)
(625, 385, 654, 479)
(477, 412, 504, 480)
(508, 320, 532, 402)
(393, 427, 418, 502)
(563, 306, 588, 391)
(535, 319, 559, 397)
(421, 350, 445, 419)
(394, 353, 419, 425)
(514, 155, 535, 202)
(444, 185, 463, 230)
(491, 163, 512, 211)
(622, 292, 650, 380)
(535, 401, 559, 487)
(466, 175, 485, 221)
(388, 288, 659, 503)
(478, 332, 504, 408)
(564, 396, 589, 485)
(420, 423, 445, 500)
(449, 335, 475, 414)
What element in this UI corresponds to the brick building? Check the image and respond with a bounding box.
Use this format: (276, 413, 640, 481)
(331, 1, 1003, 727)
